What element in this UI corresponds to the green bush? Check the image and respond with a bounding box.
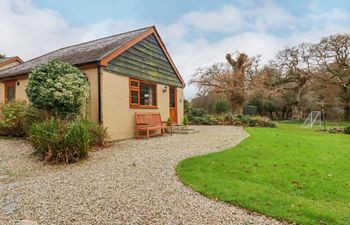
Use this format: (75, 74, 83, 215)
(0, 100, 27, 136)
(214, 100, 229, 114)
(190, 115, 218, 125)
(344, 126, 350, 134)
(28, 118, 108, 164)
(231, 115, 277, 128)
(26, 59, 89, 117)
(183, 115, 189, 125)
(190, 108, 206, 117)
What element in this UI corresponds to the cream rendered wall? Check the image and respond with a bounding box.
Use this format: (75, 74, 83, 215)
(102, 70, 184, 140)
(177, 87, 184, 125)
(16, 78, 29, 101)
(0, 78, 29, 103)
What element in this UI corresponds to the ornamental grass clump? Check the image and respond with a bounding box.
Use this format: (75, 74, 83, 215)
(28, 118, 92, 164)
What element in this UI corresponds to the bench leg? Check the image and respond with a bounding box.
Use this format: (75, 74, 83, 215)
(146, 130, 150, 140)
(170, 127, 173, 136)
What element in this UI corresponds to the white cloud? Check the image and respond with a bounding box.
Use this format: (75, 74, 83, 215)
(182, 5, 244, 33)
(0, 0, 349, 99)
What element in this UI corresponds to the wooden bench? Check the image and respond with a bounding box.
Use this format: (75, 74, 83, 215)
(135, 112, 172, 139)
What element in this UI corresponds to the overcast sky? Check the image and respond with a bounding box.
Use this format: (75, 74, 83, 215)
(1, 0, 350, 99)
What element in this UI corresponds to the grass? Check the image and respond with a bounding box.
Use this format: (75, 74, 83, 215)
(177, 123, 350, 225)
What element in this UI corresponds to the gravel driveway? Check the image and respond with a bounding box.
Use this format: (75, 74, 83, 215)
(0, 126, 283, 225)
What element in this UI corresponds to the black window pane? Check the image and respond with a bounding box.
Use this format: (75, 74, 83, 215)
(131, 81, 138, 87)
(131, 90, 139, 104)
(7, 87, 16, 101)
(140, 82, 156, 106)
(170, 88, 175, 108)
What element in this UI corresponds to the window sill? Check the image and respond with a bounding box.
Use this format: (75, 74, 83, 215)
(130, 105, 159, 109)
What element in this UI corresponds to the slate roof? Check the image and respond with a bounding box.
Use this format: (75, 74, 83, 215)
(0, 27, 151, 79)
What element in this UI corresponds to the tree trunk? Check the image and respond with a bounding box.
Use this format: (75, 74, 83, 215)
(344, 97, 350, 121)
(291, 87, 304, 120)
(342, 86, 350, 121)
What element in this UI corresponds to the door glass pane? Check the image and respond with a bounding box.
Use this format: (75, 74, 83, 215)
(6, 86, 16, 101)
(170, 88, 175, 108)
(140, 82, 156, 106)
(131, 90, 139, 104)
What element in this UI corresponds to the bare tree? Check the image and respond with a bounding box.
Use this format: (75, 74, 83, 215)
(190, 53, 253, 114)
(272, 43, 315, 119)
(312, 34, 350, 120)
(225, 53, 252, 114)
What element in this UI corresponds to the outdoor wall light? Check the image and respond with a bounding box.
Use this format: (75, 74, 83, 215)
(163, 86, 168, 93)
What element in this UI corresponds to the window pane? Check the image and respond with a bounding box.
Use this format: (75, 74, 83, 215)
(7, 86, 16, 101)
(140, 82, 156, 106)
(131, 80, 138, 87)
(131, 90, 139, 104)
(170, 88, 175, 108)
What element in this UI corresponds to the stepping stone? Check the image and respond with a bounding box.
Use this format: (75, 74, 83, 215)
(16, 220, 38, 225)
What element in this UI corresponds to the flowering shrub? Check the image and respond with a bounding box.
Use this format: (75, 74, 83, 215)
(0, 100, 27, 136)
(26, 60, 89, 116)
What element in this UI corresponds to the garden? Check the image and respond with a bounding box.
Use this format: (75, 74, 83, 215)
(0, 60, 108, 164)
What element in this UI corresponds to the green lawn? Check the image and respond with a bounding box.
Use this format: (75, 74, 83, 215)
(177, 124, 350, 225)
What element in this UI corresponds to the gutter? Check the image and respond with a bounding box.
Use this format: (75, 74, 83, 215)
(97, 62, 102, 124)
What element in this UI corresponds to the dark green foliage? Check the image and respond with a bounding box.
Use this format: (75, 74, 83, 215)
(184, 99, 190, 115)
(190, 115, 218, 125)
(248, 93, 278, 117)
(183, 115, 188, 125)
(231, 115, 277, 127)
(190, 108, 206, 117)
(214, 100, 229, 114)
(166, 118, 172, 126)
(26, 59, 89, 117)
(344, 126, 350, 134)
(0, 100, 27, 136)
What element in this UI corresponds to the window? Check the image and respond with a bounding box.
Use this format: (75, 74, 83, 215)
(129, 79, 157, 108)
(5, 81, 16, 101)
(169, 87, 176, 108)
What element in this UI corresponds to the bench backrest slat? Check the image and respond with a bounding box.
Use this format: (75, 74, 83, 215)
(135, 112, 162, 126)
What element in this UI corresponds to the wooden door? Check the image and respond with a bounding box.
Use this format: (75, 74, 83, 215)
(169, 86, 177, 124)
(4, 81, 16, 101)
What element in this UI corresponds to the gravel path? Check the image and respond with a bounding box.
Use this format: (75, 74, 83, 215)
(0, 126, 284, 225)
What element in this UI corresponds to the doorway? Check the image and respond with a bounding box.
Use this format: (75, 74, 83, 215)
(169, 86, 177, 124)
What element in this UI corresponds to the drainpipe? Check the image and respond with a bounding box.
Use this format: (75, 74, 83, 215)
(97, 62, 102, 124)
